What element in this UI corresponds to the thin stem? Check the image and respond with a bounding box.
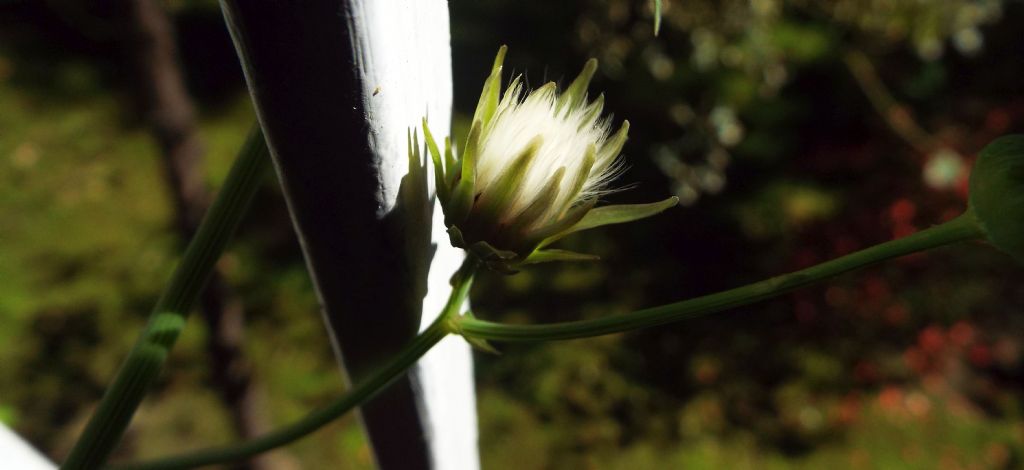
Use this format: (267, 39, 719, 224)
(110, 257, 478, 470)
(844, 49, 936, 156)
(457, 211, 985, 342)
(61, 127, 270, 470)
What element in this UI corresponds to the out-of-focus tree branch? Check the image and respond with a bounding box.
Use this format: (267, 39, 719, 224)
(844, 49, 940, 157)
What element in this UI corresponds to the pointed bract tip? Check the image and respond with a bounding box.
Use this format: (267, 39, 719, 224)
(493, 45, 508, 69)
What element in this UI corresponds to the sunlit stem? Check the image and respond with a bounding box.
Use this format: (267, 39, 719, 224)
(457, 211, 985, 341)
(62, 127, 270, 470)
(109, 257, 478, 470)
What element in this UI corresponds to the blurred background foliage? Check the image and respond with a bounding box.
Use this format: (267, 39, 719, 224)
(1, 0, 1023, 468)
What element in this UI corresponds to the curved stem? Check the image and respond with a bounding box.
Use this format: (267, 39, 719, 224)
(844, 49, 936, 156)
(110, 257, 478, 470)
(457, 211, 984, 342)
(61, 127, 269, 470)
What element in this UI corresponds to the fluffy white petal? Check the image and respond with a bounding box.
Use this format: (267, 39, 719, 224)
(474, 79, 619, 226)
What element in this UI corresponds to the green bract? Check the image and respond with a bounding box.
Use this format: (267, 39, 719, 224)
(968, 134, 1024, 263)
(421, 46, 677, 272)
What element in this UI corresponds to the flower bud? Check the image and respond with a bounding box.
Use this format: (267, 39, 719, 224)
(968, 135, 1024, 263)
(422, 46, 677, 272)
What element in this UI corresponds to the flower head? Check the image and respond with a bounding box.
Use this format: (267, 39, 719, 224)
(968, 135, 1024, 264)
(422, 46, 677, 272)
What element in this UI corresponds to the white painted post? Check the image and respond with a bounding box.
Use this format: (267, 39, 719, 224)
(221, 1, 478, 468)
(0, 424, 55, 470)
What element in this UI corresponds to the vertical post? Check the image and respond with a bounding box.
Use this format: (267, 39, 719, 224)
(0, 425, 55, 470)
(220, 1, 478, 468)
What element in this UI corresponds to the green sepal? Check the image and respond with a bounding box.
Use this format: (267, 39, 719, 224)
(523, 249, 600, 265)
(559, 145, 596, 216)
(472, 45, 507, 127)
(529, 198, 598, 244)
(470, 240, 518, 261)
(421, 118, 448, 205)
(579, 93, 605, 130)
(542, 196, 679, 247)
(448, 225, 519, 267)
(509, 167, 566, 232)
(461, 119, 483, 183)
(530, 82, 558, 104)
(474, 136, 541, 222)
(448, 120, 483, 227)
(495, 75, 523, 119)
(556, 58, 598, 113)
(447, 225, 468, 249)
(444, 136, 457, 188)
(449, 225, 520, 274)
(968, 134, 1024, 263)
(597, 120, 629, 169)
(468, 240, 520, 274)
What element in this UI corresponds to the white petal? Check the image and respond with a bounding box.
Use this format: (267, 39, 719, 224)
(474, 80, 618, 226)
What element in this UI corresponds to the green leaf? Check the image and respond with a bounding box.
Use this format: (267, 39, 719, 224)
(523, 249, 600, 265)
(543, 196, 678, 246)
(556, 58, 598, 113)
(472, 45, 508, 127)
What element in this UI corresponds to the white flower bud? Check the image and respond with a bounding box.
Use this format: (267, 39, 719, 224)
(422, 46, 677, 272)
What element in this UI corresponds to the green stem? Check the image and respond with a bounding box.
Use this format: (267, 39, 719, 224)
(110, 257, 478, 470)
(98, 210, 979, 467)
(457, 211, 985, 342)
(61, 127, 270, 470)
